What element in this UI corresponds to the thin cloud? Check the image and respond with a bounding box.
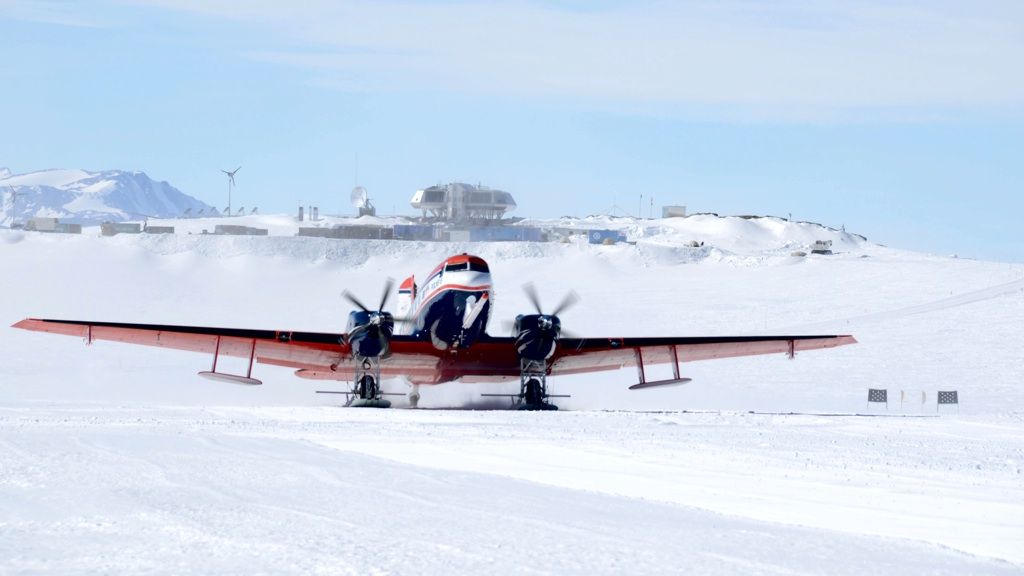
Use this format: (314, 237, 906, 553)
(1, 0, 114, 28)
(67, 1, 1024, 118)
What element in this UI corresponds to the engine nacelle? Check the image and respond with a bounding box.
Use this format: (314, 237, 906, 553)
(345, 310, 394, 359)
(513, 314, 561, 362)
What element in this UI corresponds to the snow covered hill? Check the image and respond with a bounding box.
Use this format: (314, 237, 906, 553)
(0, 167, 214, 225)
(1, 221, 1022, 574)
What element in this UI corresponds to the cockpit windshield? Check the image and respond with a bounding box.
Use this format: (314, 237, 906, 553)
(444, 260, 489, 273)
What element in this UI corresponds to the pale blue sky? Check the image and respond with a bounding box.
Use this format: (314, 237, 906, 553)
(1, 1, 1022, 260)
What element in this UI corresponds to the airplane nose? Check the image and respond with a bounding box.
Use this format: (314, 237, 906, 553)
(460, 271, 491, 290)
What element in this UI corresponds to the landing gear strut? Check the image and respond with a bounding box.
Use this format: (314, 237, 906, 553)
(348, 357, 391, 408)
(517, 359, 559, 411)
(408, 384, 421, 409)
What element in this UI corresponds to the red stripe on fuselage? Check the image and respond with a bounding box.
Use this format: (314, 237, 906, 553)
(413, 283, 492, 320)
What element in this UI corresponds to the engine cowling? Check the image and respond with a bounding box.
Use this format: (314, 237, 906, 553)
(345, 310, 394, 359)
(513, 314, 561, 362)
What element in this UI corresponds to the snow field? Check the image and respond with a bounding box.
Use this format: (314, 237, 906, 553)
(1, 406, 1021, 575)
(1, 221, 1023, 574)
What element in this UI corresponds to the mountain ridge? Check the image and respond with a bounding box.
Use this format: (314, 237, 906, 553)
(1, 167, 215, 225)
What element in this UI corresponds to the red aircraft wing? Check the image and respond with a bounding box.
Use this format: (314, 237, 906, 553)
(11, 319, 441, 381)
(547, 335, 857, 384)
(428, 333, 856, 385)
(12, 319, 855, 388)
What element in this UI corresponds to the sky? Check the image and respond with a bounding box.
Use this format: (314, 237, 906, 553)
(1, 0, 1022, 260)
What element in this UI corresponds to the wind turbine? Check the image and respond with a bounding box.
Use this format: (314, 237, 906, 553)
(220, 166, 241, 217)
(7, 185, 19, 229)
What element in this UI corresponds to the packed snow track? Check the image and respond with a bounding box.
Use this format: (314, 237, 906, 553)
(1, 406, 1022, 575)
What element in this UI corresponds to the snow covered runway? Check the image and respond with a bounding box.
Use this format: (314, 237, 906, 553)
(2, 405, 1020, 575)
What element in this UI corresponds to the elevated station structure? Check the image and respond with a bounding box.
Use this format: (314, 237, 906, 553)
(410, 182, 516, 222)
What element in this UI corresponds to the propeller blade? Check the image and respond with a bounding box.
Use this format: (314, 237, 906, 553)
(500, 319, 516, 336)
(522, 282, 543, 314)
(234, 166, 241, 175)
(551, 290, 580, 317)
(378, 277, 394, 312)
(342, 290, 371, 312)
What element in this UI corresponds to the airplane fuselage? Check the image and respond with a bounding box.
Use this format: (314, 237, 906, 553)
(401, 254, 493, 351)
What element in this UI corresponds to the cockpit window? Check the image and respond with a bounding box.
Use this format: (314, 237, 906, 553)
(444, 260, 488, 273)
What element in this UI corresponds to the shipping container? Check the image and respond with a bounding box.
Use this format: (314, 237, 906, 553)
(101, 222, 142, 236)
(144, 226, 175, 234)
(25, 217, 58, 232)
(214, 224, 269, 236)
(468, 226, 545, 242)
(335, 225, 394, 240)
(468, 227, 498, 242)
(393, 224, 437, 241)
(297, 227, 334, 238)
(587, 229, 627, 244)
(520, 227, 545, 242)
(297, 226, 393, 239)
(54, 223, 82, 234)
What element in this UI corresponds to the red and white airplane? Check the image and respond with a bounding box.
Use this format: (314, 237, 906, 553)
(13, 253, 856, 409)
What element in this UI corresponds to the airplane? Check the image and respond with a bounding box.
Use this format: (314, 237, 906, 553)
(12, 253, 856, 410)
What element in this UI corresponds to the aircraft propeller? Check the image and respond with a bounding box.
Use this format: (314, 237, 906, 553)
(343, 278, 395, 325)
(512, 283, 581, 362)
(522, 282, 579, 318)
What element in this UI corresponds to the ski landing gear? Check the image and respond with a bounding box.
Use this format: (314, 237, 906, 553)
(483, 359, 567, 410)
(347, 357, 391, 408)
(519, 376, 558, 411)
(517, 358, 564, 410)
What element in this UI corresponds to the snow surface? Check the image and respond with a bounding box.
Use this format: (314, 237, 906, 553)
(1, 217, 1023, 574)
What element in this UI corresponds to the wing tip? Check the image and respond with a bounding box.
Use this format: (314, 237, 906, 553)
(11, 318, 40, 330)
